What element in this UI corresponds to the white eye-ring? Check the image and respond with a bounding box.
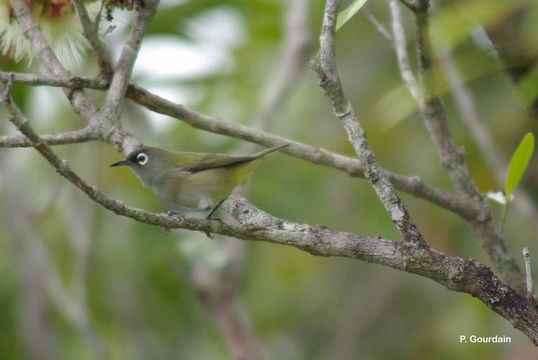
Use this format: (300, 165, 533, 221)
(136, 152, 149, 166)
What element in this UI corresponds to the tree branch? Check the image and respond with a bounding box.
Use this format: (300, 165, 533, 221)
(71, 0, 113, 78)
(363, 8, 392, 42)
(0, 127, 98, 147)
(389, 0, 525, 292)
(414, 4, 479, 197)
(252, 0, 311, 130)
(311, 0, 425, 246)
(102, 0, 159, 121)
(0, 72, 107, 89)
(389, 0, 422, 101)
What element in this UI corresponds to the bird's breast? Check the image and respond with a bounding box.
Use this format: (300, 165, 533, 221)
(161, 169, 238, 209)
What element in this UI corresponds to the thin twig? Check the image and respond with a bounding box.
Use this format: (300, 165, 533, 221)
(71, 0, 113, 78)
(363, 8, 392, 42)
(414, 4, 479, 196)
(0, 127, 98, 147)
(0, 72, 107, 89)
(435, 40, 505, 180)
(97, 1, 159, 152)
(252, 0, 311, 131)
(389, 0, 422, 101)
(102, 0, 159, 121)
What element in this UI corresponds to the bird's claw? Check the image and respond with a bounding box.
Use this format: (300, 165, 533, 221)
(166, 210, 185, 218)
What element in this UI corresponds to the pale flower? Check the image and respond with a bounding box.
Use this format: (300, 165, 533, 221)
(0, 0, 100, 66)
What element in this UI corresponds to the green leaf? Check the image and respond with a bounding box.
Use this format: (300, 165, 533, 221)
(505, 132, 535, 195)
(336, 0, 369, 32)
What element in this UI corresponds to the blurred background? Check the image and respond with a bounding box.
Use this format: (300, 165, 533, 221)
(1, 0, 538, 359)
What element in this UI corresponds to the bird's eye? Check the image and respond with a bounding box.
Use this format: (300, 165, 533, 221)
(136, 152, 149, 166)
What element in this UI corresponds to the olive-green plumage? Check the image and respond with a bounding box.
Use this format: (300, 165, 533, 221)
(111, 143, 289, 216)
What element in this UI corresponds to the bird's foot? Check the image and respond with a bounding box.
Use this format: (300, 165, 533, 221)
(166, 210, 185, 218)
(166, 206, 211, 218)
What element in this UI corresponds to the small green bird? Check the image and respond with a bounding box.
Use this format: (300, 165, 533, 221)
(111, 143, 289, 219)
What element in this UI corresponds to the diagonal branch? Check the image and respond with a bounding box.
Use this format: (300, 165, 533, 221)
(252, 0, 311, 130)
(363, 8, 393, 42)
(97, 1, 159, 152)
(389, 0, 525, 293)
(413, 3, 479, 197)
(389, 0, 421, 101)
(71, 0, 113, 78)
(102, 0, 159, 121)
(311, 0, 425, 246)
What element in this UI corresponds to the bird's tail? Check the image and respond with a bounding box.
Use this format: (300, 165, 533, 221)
(253, 143, 290, 159)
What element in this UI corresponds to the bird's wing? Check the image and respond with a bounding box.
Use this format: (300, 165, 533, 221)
(175, 153, 255, 173)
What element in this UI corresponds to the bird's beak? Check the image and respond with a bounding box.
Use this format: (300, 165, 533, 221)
(110, 159, 129, 167)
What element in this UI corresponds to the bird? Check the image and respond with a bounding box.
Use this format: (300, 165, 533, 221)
(110, 143, 289, 220)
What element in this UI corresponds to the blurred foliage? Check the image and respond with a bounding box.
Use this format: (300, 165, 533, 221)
(1, 0, 538, 359)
